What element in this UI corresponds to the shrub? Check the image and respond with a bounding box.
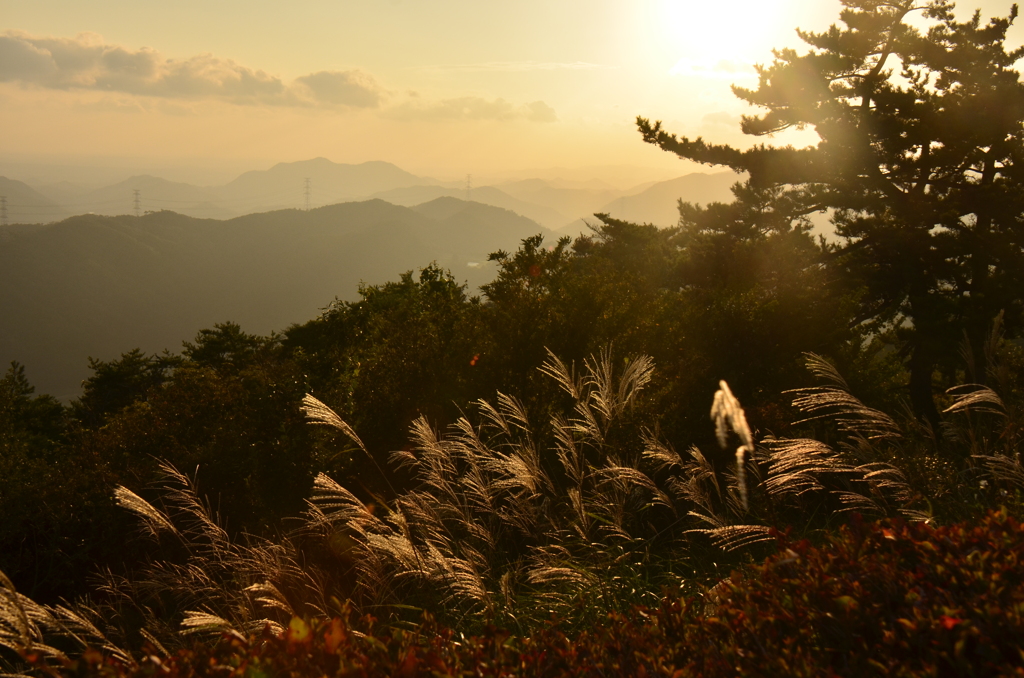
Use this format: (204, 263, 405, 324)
(20, 509, 1024, 677)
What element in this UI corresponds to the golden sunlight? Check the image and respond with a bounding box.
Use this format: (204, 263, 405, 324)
(658, 0, 788, 76)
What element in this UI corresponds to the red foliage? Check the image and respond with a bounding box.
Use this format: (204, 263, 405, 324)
(33, 510, 1024, 677)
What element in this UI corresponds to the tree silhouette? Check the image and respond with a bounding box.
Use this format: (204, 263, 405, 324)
(639, 0, 1024, 427)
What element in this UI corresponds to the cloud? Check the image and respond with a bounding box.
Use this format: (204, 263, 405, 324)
(294, 70, 386, 107)
(0, 30, 555, 122)
(388, 95, 558, 122)
(0, 30, 385, 108)
(524, 100, 558, 123)
(415, 60, 610, 73)
(0, 32, 58, 81)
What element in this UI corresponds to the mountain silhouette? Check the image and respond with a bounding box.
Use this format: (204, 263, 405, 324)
(5, 160, 745, 234)
(0, 176, 69, 224)
(218, 158, 435, 213)
(494, 178, 621, 226)
(372, 184, 567, 229)
(73, 175, 231, 219)
(0, 199, 549, 400)
(597, 171, 741, 226)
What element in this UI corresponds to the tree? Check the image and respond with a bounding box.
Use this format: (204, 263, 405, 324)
(639, 0, 1024, 427)
(0, 363, 124, 603)
(0, 362, 65, 449)
(74, 333, 316, 536)
(286, 264, 487, 466)
(482, 234, 579, 395)
(670, 184, 862, 428)
(73, 349, 181, 427)
(182, 322, 270, 373)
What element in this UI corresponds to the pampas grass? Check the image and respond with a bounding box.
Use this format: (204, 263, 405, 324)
(298, 348, 667, 628)
(75, 461, 331, 656)
(295, 349, 932, 624)
(710, 380, 754, 511)
(0, 568, 132, 672)
(4, 344, 1019, 666)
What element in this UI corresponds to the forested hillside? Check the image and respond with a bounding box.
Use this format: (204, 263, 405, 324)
(3, 1, 1024, 675)
(0, 198, 547, 399)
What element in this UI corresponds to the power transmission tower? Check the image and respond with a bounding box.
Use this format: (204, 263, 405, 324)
(0, 197, 7, 226)
(304, 178, 311, 211)
(466, 174, 472, 202)
(133, 189, 141, 217)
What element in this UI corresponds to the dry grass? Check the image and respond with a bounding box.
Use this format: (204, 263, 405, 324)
(0, 567, 132, 674)
(300, 349, 665, 627)
(5, 345, 1019, 665)
(99, 462, 326, 641)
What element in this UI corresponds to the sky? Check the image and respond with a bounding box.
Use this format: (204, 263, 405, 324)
(1, 0, 1021, 188)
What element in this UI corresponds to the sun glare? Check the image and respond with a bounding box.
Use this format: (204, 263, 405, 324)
(653, 0, 793, 79)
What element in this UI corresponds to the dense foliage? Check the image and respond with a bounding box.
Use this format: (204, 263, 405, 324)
(22, 510, 1024, 677)
(0, 209, 862, 605)
(2, 0, 1024, 672)
(639, 0, 1024, 425)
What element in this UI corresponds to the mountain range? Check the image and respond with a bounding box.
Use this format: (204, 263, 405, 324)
(0, 158, 745, 400)
(3, 158, 741, 229)
(1, 197, 550, 400)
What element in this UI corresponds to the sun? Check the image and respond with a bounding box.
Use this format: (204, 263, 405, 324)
(646, 1, 817, 79)
(665, 0, 785, 72)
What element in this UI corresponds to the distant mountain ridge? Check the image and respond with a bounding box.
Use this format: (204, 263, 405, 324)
(0, 159, 440, 223)
(370, 184, 568, 229)
(598, 171, 741, 226)
(0, 159, 742, 230)
(0, 197, 549, 400)
(80, 175, 231, 219)
(0, 177, 68, 223)
(494, 179, 621, 226)
(219, 158, 437, 213)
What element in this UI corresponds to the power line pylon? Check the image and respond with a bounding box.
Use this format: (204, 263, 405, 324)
(466, 174, 472, 202)
(304, 178, 311, 211)
(133, 189, 141, 217)
(0, 197, 7, 226)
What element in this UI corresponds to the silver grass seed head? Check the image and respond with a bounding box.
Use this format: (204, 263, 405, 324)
(301, 394, 368, 453)
(711, 381, 753, 511)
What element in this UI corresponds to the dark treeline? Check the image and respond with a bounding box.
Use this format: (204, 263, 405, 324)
(2, 2, 1024, 672)
(1, 206, 871, 603)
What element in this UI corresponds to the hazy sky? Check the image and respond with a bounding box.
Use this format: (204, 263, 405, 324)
(2, 0, 1021, 186)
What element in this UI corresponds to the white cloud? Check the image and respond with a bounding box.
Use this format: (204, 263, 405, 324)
(414, 60, 611, 73)
(0, 30, 560, 123)
(294, 70, 386, 107)
(0, 32, 60, 81)
(0, 30, 385, 108)
(524, 100, 558, 123)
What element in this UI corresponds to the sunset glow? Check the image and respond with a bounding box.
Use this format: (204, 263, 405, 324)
(0, 0, 1020, 186)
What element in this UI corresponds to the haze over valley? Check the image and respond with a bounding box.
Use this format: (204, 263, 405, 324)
(0, 156, 740, 399)
(6, 3, 1024, 669)
(0, 157, 739, 229)
(0, 0, 922, 401)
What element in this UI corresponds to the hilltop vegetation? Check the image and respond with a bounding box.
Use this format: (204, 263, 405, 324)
(0, 198, 548, 400)
(3, 0, 1024, 674)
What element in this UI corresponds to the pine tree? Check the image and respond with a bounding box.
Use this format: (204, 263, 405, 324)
(639, 0, 1024, 427)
